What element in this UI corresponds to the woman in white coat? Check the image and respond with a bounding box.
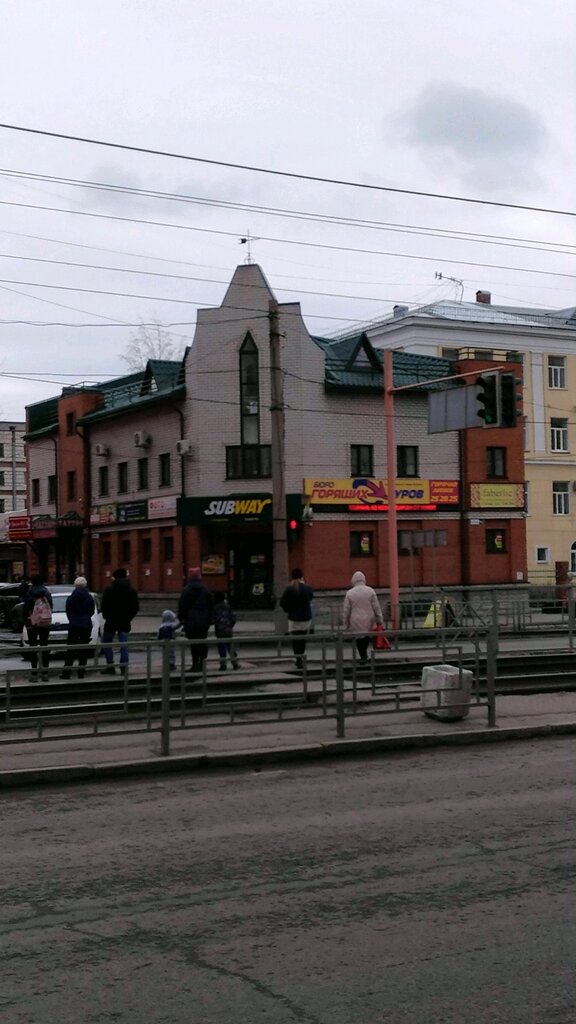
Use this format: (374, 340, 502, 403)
(342, 571, 384, 664)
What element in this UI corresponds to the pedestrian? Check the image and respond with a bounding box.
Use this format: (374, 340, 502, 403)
(100, 568, 140, 675)
(60, 576, 95, 680)
(178, 567, 214, 673)
(213, 592, 239, 671)
(342, 570, 384, 665)
(23, 573, 53, 680)
(157, 609, 180, 670)
(280, 568, 314, 670)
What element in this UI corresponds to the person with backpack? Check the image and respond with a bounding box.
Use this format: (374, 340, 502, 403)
(280, 568, 314, 671)
(59, 577, 96, 680)
(100, 568, 140, 675)
(213, 592, 239, 671)
(23, 574, 53, 680)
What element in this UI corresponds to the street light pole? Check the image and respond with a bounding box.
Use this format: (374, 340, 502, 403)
(269, 300, 289, 609)
(9, 425, 17, 510)
(384, 349, 400, 630)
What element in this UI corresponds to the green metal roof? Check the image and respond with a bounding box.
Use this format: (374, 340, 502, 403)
(312, 333, 454, 392)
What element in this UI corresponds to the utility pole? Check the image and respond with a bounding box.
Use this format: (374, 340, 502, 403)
(269, 300, 289, 608)
(9, 425, 17, 510)
(384, 349, 400, 630)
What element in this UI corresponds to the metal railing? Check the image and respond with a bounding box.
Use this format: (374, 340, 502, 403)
(0, 626, 496, 754)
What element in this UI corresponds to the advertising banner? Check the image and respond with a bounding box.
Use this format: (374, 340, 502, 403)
(304, 478, 459, 506)
(470, 483, 524, 509)
(148, 495, 178, 520)
(178, 494, 272, 525)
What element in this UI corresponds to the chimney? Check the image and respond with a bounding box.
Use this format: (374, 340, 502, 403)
(476, 290, 491, 305)
(393, 304, 409, 318)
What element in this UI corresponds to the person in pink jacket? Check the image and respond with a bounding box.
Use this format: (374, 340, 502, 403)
(342, 571, 384, 665)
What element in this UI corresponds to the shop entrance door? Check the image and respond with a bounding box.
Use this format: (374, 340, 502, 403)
(228, 534, 273, 609)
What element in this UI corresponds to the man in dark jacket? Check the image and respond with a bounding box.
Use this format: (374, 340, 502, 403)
(23, 574, 53, 681)
(178, 567, 214, 673)
(280, 568, 314, 670)
(101, 568, 140, 674)
(60, 576, 95, 680)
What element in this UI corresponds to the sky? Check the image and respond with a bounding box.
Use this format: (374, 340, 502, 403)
(0, 0, 574, 420)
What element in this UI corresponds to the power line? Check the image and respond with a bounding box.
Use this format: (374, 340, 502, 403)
(1, 121, 574, 217)
(1, 166, 575, 256)
(1, 199, 574, 282)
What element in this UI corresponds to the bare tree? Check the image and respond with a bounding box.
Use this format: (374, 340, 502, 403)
(121, 320, 185, 371)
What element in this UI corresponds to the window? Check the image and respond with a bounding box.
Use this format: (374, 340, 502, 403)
(0, 499, 5, 512)
(240, 335, 260, 445)
(551, 418, 569, 452)
(66, 411, 75, 436)
(98, 465, 109, 497)
(102, 540, 111, 564)
(351, 444, 374, 477)
(121, 540, 131, 562)
(350, 531, 374, 557)
(117, 462, 128, 493)
(474, 349, 493, 360)
(226, 445, 271, 479)
(553, 481, 570, 516)
(159, 452, 171, 487)
(48, 475, 57, 504)
(0, 472, 5, 487)
(486, 447, 506, 478)
(31, 478, 40, 505)
(0, 444, 4, 457)
(66, 470, 76, 501)
(505, 351, 523, 364)
(536, 547, 550, 564)
(548, 355, 566, 389)
(486, 529, 506, 554)
(397, 445, 419, 478)
(141, 537, 152, 562)
(137, 457, 149, 490)
(163, 535, 174, 561)
(441, 347, 459, 360)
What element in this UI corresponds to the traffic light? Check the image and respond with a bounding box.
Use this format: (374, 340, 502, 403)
(476, 372, 500, 426)
(500, 373, 519, 427)
(286, 494, 302, 547)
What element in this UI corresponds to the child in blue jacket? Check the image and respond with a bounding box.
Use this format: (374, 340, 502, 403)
(213, 593, 239, 671)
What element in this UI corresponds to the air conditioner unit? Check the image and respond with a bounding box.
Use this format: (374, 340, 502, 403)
(134, 431, 151, 448)
(176, 439, 195, 457)
(94, 443, 110, 457)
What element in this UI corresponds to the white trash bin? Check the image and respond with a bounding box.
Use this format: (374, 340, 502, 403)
(421, 663, 472, 722)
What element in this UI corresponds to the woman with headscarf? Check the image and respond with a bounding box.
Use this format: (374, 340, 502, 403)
(342, 571, 384, 665)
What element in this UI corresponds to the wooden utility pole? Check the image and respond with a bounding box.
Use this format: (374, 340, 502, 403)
(269, 300, 289, 604)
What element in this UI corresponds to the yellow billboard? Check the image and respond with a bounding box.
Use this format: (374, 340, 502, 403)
(304, 478, 459, 506)
(470, 483, 525, 509)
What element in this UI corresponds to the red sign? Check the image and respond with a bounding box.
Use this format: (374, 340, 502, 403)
(7, 515, 32, 540)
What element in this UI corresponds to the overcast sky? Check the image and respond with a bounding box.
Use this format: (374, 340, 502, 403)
(0, 0, 574, 420)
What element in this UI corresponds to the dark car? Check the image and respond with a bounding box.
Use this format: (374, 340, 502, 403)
(0, 582, 29, 631)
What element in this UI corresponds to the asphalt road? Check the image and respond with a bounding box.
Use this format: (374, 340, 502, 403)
(1, 740, 574, 1024)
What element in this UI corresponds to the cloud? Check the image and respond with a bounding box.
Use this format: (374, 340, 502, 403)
(399, 82, 548, 193)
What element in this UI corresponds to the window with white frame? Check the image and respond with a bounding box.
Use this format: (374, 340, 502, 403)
(548, 355, 566, 389)
(553, 481, 570, 515)
(551, 418, 568, 452)
(536, 547, 550, 564)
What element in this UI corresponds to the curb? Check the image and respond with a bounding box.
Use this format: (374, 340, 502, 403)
(1, 720, 576, 790)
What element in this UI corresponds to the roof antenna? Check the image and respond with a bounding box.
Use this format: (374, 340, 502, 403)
(239, 230, 260, 265)
(435, 271, 464, 303)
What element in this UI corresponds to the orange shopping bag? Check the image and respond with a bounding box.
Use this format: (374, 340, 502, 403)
(372, 624, 391, 650)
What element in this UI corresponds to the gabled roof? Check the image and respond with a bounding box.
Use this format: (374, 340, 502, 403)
(312, 333, 453, 392)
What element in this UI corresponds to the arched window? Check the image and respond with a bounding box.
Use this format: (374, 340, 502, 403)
(239, 335, 259, 445)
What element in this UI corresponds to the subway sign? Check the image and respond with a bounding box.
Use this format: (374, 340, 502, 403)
(177, 494, 273, 525)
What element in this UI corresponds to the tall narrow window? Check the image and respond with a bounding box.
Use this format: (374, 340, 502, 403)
(553, 481, 570, 515)
(31, 479, 40, 505)
(98, 465, 109, 497)
(117, 462, 128, 493)
(397, 445, 418, 477)
(351, 444, 373, 476)
(240, 335, 260, 445)
(137, 457, 149, 490)
(66, 411, 75, 436)
(159, 453, 171, 487)
(551, 418, 568, 452)
(486, 447, 506, 478)
(67, 470, 76, 501)
(548, 355, 566, 389)
(48, 474, 57, 504)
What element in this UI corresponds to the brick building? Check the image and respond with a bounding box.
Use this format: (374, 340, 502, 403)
(24, 264, 526, 603)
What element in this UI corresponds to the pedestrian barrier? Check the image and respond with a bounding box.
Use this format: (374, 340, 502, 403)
(0, 625, 497, 755)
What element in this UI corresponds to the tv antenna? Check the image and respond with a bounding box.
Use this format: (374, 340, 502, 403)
(239, 230, 260, 265)
(435, 271, 464, 302)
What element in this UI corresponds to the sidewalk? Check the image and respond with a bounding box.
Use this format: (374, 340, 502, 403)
(1, 690, 575, 789)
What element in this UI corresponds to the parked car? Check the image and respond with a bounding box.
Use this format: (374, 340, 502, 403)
(0, 582, 29, 631)
(20, 585, 103, 658)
